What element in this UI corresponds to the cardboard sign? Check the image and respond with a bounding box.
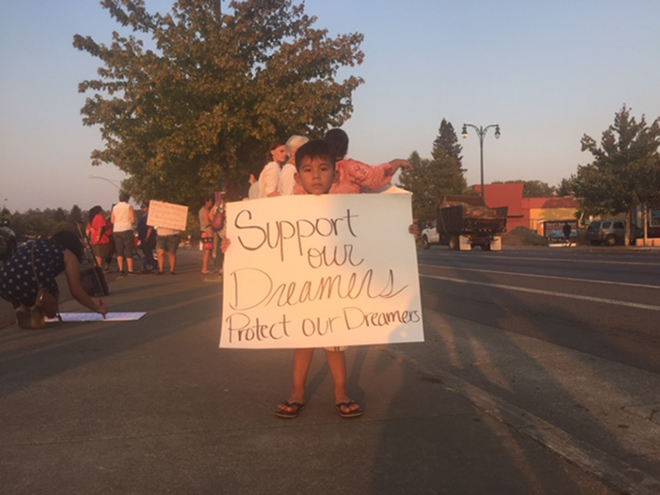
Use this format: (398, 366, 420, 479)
(220, 193, 424, 349)
(146, 200, 188, 231)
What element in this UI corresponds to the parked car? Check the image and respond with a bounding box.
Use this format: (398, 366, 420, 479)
(0, 219, 17, 261)
(585, 220, 643, 246)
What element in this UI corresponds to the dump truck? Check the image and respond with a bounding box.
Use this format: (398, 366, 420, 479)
(420, 196, 508, 251)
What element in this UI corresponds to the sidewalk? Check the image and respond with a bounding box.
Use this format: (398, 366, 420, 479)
(0, 250, 620, 494)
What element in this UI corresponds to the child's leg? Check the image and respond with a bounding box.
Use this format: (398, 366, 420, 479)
(324, 349, 361, 415)
(277, 348, 314, 414)
(290, 348, 314, 399)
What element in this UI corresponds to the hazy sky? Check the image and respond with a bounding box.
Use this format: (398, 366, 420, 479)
(1, 0, 659, 212)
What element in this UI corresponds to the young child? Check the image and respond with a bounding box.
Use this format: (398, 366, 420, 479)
(223, 140, 417, 419)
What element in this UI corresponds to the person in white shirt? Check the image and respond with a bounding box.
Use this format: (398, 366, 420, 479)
(258, 139, 287, 198)
(110, 191, 136, 275)
(278, 135, 309, 196)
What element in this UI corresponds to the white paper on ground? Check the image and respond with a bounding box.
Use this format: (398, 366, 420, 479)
(46, 312, 147, 322)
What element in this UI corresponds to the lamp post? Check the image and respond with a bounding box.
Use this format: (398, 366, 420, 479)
(89, 175, 121, 190)
(461, 123, 501, 199)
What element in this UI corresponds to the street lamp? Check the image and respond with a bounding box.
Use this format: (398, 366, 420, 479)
(461, 123, 501, 199)
(89, 175, 121, 190)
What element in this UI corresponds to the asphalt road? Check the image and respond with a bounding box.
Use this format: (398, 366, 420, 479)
(2, 245, 660, 493)
(399, 244, 660, 486)
(1, 249, 624, 495)
(416, 246, 660, 374)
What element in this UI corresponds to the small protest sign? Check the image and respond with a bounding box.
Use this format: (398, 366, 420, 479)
(147, 200, 188, 231)
(219, 193, 424, 349)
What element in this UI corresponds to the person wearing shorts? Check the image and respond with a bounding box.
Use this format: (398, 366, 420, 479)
(86, 205, 113, 270)
(199, 196, 215, 274)
(137, 203, 157, 273)
(111, 191, 136, 275)
(156, 227, 180, 275)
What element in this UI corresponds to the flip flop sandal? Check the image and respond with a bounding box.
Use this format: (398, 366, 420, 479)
(275, 401, 305, 419)
(335, 401, 363, 418)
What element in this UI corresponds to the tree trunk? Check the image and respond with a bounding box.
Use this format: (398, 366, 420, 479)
(625, 210, 632, 246)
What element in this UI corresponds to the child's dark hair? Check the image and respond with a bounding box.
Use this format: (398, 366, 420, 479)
(295, 140, 336, 171)
(119, 190, 130, 203)
(324, 128, 349, 160)
(50, 231, 85, 262)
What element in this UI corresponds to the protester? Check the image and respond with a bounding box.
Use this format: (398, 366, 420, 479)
(318, 128, 411, 194)
(563, 222, 572, 246)
(111, 191, 136, 276)
(199, 196, 215, 274)
(86, 205, 113, 270)
(222, 140, 417, 419)
(156, 225, 181, 275)
(279, 135, 309, 196)
(136, 203, 157, 273)
(258, 139, 287, 198)
(247, 164, 261, 200)
(211, 193, 226, 277)
(0, 231, 109, 329)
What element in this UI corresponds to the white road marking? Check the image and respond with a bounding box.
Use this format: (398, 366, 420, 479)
(419, 264, 660, 290)
(420, 252, 660, 267)
(420, 273, 660, 312)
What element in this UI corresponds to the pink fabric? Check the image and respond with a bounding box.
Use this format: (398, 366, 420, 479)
(294, 158, 394, 195)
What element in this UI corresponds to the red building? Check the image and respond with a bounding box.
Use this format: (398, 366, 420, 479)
(474, 183, 579, 233)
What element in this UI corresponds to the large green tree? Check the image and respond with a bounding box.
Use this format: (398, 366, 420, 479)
(399, 119, 469, 223)
(74, 0, 364, 205)
(574, 105, 660, 244)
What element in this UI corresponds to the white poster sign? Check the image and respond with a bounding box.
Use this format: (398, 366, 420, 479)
(220, 193, 424, 349)
(147, 200, 188, 231)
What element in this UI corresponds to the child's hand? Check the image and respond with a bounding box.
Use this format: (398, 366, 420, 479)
(389, 159, 411, 173)
(408, 220, 419, 242)
(221, 237, 231, 254)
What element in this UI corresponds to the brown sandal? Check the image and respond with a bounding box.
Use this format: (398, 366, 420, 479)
(275, 401, 306, 419)
(335, 401, 363, 418)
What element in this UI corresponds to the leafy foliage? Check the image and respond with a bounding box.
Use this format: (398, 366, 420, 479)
(399, 119, 469, 223)
(74, 0, 364, 205)
(555, 177, 575, 197)
(3, 206, 85, 240)
(574, 105, 660, 216)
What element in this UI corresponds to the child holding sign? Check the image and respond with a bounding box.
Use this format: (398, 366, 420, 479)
(223, 140, 417, 419)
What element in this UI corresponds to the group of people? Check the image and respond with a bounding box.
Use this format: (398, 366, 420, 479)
(223, 128, 415, 420)
(0, 190, 185, 329)
(86, 192, 181, 276)
(0, 127, 414, 419)
(254, 130, 410, 200)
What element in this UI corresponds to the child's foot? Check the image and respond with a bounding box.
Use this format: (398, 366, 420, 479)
(335, 400, 363, 418)
(275, 401, 306, 419)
